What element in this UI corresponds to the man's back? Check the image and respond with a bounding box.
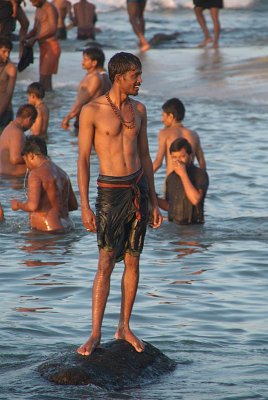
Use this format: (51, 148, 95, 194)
(29, 160, 74, 231)
(0, 121, 26, 176)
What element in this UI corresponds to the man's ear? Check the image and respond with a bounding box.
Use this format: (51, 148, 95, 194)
(114, 73, 122, 83)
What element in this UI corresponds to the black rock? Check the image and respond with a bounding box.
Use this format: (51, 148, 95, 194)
(38, 340, 176, 389)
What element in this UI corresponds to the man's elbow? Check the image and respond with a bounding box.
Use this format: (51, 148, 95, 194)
(27, 202, 38, 212)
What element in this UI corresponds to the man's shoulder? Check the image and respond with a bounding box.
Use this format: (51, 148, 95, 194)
(131, 98, 146, 113)
(5, 61, 17, 76)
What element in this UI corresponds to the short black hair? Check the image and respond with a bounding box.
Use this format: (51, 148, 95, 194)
(83, 47, 105, 67)
(169, 138, 192, 155)
(16, 104, 38, 121)
(21, 135, 48, 157)
(108, 52, 141, 83)
(162, 98, 185, 122)
(27, 82, 45, 99)
(0, 36, 13, 50)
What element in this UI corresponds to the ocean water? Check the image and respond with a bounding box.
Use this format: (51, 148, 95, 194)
(1, 1, 268, 399)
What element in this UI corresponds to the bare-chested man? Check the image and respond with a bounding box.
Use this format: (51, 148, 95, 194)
(72, 0, 96, 40)
(0, 36, 17, 134)
(11, 135, 78, 232)
(153, 98, 206, 179)
(27, 82, 49, 136)
(25, 0, 61, 91)
(53, 0, 72, 40)
(77, 52, 162, 356)
(61, 47, 111, 131)
(0, 104, 37, 176)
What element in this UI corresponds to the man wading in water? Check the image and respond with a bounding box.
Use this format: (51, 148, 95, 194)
(77, 52, 162, 356)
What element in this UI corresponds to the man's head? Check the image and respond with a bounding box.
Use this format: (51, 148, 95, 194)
(21, 135, 48, 169)
(27, 82, 45, 103)
(0, 36, 13, 64)
(108, 52, 142, 95)
(30, 0, 45, 8)
(169, 138, 192, 166)
(16, 104, 38, 131)
(83, 47, 105, 69)
(162, 98, 185, 126)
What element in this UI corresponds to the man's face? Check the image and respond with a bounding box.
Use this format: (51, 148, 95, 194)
(82, 54, 96, 71)
(0, 47, 11, 64)
(162, 112, 173, 127)
(171, 148, 191, 166)
(120, 68, 142, 96)
(30, 0, 44, 8)
(23, 153, 33, 170)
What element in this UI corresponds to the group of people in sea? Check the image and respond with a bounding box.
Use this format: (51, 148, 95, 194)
(0, 0, 220, 357)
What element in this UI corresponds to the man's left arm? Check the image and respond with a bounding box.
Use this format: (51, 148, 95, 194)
(137, 102, 162, 228)
(0, 63, 17, 116)
(11, 172, 41, 212)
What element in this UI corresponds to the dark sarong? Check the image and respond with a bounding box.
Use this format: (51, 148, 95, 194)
(193, 0, 223, 9)
(96, 168, 149, 263)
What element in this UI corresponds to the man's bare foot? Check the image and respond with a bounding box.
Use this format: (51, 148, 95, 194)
(212, 41, 219, 49)
(77, 336, 100, 356)
(198, 37, 212, 48)
(115, 327, 145, 353)
(139, 42, 150, 52)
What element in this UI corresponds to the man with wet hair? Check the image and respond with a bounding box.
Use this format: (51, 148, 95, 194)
(0, 36, 17, 133)
(11, 135, 78, 232)
(0, 104, 37, 176)
(77, 51, 162, 356)
(157, 137, 209, 224)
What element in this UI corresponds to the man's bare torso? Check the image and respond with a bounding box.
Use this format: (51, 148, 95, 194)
(35, 2, 58, 42)
(84, 95, 143, 177)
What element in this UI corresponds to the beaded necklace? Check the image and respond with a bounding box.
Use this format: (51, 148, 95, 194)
(105, 92, 136, 129)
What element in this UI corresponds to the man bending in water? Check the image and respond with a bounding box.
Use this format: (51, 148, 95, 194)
(77, 52, 162, 356)
(11, 135, 78, 232)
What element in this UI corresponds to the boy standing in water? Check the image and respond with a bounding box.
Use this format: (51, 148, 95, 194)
(27, 82, 49, 137)
(153, 98, 206, 179)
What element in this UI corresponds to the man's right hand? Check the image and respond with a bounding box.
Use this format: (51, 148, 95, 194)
(61, 116, 70, 130)
(81, 207, 97, 233)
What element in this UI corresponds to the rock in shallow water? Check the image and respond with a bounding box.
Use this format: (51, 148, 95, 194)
(38, 340, 176, 389)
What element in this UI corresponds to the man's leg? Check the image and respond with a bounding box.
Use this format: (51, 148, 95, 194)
(115, 252, 144, 352)
(210, 7, 220, 48)
(194, 6, 212, 47)
(77, 249, 116, 356)
(127, 1, 150, 51)
(40, 75, 52, 92)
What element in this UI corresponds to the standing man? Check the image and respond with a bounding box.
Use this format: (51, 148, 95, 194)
(157, 138, 209, 225)
(77, 52, 162, 356)
(61, 47, 110, 131)
(72, 0, 97, 40)
(25, 0, 61, 91)
(127, 0, 150, 52)
(193, 0, 223, 49)
(0, 36, 17, 134)
(0, 104, 37, 176)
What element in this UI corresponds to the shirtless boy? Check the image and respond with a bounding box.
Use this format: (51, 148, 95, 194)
(0, 104, 37, 176)
(153, 97, 206, 179)
(25, 0, 61, 91)
(11, 135, 78, 232)
(77, 52, 162, 356)
(0, 36, 17, 133)
(27, 82, 49, 136)
(61, 47, 110, 130)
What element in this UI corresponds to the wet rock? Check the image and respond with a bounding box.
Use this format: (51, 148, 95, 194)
(38, 340, 176, 388)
